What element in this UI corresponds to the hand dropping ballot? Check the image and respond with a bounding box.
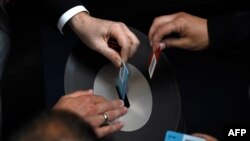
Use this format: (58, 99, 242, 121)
(116, 60, 130, 101)
(148, 47, 161, 79)
(107, 38, 130, 107)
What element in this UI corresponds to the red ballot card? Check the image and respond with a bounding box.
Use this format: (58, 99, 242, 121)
(148, 47, 161, 79)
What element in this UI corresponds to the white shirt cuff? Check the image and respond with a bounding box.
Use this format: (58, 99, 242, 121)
(57, 5, 89, 34)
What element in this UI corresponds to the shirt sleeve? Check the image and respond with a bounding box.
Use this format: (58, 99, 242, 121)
(44, 0, 88, 33)
(57, 5, 89, 34)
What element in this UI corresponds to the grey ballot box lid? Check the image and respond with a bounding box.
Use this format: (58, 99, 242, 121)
(64, 27, 182, 141)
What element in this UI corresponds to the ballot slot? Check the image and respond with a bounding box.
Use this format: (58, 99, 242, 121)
(116, 86, 130, 108)
(92, 63, 153, 132)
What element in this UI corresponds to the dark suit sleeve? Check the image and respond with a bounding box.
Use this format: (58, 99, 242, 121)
(44, 0, 83, 26)
(207, 11, 250, 56)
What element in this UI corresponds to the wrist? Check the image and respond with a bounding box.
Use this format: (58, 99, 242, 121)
(203, 19, 210, 49)
(69, 12, 90, 30)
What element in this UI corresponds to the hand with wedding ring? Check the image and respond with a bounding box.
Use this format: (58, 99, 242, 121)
(102, 112, 109, 125)
(53, 89, 128, 137)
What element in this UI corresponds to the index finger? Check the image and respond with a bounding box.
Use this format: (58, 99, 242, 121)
(149, 14, 177, 42)
(110, 23, 130, 63)
(151, 22, 177, 50)
(66, 89, 94, 98)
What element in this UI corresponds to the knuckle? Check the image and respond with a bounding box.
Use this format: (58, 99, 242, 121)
(153, 16, 161, 23)
(176, 16, 185, 23)
(113, 22, 124, 29)
(177, 12, 186, 16)
(176, 12, 187, 22)
(119, 22, 126, 27)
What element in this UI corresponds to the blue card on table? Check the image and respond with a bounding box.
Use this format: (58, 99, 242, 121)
(165, 131, 205, 141)
(117, 60, 129, 100)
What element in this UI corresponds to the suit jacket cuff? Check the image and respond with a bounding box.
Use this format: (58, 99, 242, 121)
(57, 5, 89, 34)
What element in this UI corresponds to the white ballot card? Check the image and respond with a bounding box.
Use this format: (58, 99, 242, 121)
(148, 47, 161, 79)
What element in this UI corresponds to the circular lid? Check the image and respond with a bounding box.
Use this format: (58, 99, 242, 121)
(64, 27, 181, 141)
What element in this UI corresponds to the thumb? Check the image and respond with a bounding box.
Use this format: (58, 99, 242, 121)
(162, 38, 189, 49)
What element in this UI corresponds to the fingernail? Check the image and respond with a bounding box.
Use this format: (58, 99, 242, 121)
(119, 100, 124, 107)
(159, 42, 166, 50)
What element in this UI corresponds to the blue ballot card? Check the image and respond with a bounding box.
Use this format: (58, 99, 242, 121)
(117, 61, 129, 100)
(165, 131, 206, 141)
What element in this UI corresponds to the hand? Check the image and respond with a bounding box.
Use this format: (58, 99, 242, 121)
(69, 12, 140, 67)
(149, 12, 209, 51)
(192, 133, 218, 141)
(53, 89, 128, 137)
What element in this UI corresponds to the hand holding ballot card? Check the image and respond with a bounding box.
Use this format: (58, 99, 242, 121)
(108, 38, 130, 107)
